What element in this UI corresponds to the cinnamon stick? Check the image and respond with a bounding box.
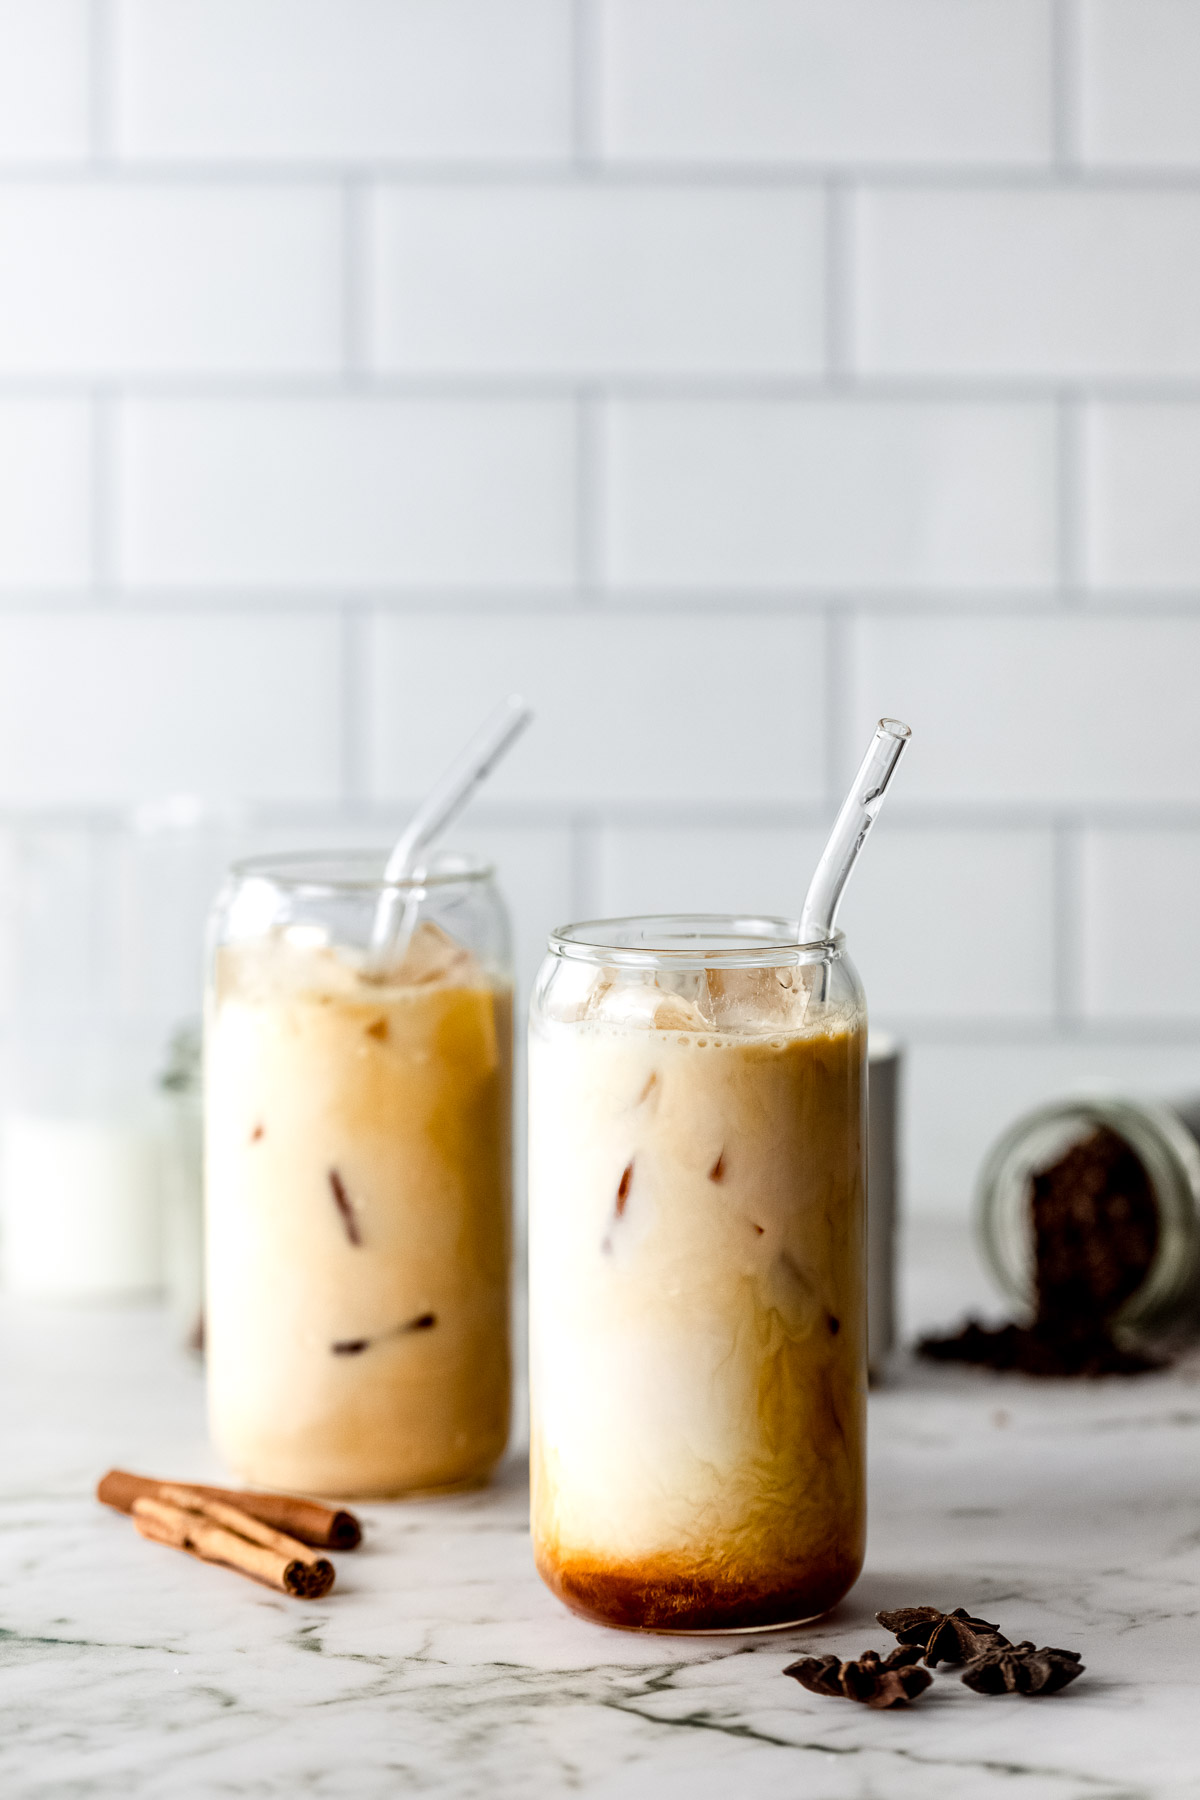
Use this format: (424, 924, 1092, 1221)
(97, 1469, 361, 1550)
(131, 1496, 335, 1599)
(157, 1486, 327, 1564)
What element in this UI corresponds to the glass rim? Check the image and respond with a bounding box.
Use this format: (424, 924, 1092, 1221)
(548, 913, 842, 970)
(227, 847, 495, 894)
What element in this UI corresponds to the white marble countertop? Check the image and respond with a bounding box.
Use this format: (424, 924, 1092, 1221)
(4, 1228, 1200, 1799)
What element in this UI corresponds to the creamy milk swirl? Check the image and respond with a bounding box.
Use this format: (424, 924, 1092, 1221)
(529, 971, 866, 1632)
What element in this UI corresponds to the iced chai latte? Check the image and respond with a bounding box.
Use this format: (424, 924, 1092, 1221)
(529, 917, 866, 1631)
(205, 854, 512, 1498)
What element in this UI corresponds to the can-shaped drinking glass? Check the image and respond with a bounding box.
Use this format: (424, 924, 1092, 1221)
(205, 850, 513, 1497)
(529, 915, 867, 1631)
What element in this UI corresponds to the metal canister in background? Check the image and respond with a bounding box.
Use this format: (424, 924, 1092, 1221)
(867, 1035, 901, 1379)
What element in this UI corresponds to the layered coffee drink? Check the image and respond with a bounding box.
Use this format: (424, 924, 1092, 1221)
(205, 855, 512, 1498)
(529, 918, 866, 1631)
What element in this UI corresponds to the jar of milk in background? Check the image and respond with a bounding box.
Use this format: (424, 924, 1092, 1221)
(0, 803, 244, 1313)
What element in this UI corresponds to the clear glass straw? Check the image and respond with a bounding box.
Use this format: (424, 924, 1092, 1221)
(366, 694, 532, 974)
(799, 718, 911, 944)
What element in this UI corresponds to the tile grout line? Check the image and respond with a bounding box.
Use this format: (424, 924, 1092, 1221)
(570, 0, 601, 171)
(339, 606, 369, 804)
(87, 0, 116, 165)
(340, 176, 370, 379)
(89, 390, 117, 602)
(7, 799, 1200, 832)
(6, 587, 1200, 617)
(86, 816, 112, 1008)
(823, 176, 855, 382)
(1051, 0, 1083, 172)
(824, 605, 855, 809)
(7, 806, 1194, 846)
(1055, 390, 1086, 606)
(5, 374, 1200, 404)
(574, 389, 603, 602)
(1052, 817, 1086, 1029)
(14, 159, 1200, 190)
(568, 809, 603, 919)
(6, 799, 1200, 848)
(16, 584, 1200, 622)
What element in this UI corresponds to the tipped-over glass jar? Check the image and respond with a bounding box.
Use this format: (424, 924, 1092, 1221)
(528, 915, 868, 1632)
(978, 1093, 1200, 1334)
(205, 850, 513, 1498)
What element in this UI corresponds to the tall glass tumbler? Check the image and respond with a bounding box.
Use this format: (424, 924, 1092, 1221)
(529, 916, 867, 1631)
(205, 851, 513, 1497)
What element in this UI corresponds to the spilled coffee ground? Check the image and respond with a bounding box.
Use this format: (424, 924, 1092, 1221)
(919, 1125, 1164, 1377)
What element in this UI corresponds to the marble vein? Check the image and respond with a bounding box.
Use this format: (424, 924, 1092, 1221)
(1, 1230, 1198, 1798)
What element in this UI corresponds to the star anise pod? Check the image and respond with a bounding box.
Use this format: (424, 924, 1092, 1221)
(783, 1645, 932, 1709)
(961, 1640, 1084, 1696)
(876, 1605, 1009, 1666)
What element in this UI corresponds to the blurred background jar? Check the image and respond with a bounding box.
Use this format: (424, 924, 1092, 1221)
(977, 1092, 1200, 1336)
(204, 849, 514, 1497)
(159, 1021, 204, 1349)
(0, 803, 244, 1309)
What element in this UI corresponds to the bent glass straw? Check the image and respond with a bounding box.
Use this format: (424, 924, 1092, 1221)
(366, 693, 533, 975)
(799, 718, 911, 945)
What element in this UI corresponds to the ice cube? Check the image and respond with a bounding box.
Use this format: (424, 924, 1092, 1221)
(389, 920, 475, 987)
(705, 964, 815, 1034)
(281, 924, 330, 952)
(587, 973, 711, 1032)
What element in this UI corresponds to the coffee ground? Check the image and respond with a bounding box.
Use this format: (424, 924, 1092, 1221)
(919, 1125, 1164, 1377)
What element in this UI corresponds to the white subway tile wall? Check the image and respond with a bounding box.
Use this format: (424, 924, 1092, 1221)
(603, 399, 1058, 591)
(115, 0, 573, 161)
(597, 823, 828, 920)
(0, 184, 343, 375)
(1079, 0, 1200, 166)
(0, 614, 343, 806)
(1084, 404, 1200, 589)
(364, 613, 828, 805)
(0, 2, 89, 161)
(1, 0, 1199, 1217)
(598, 0, 1054, 165)
(369, 185, 825, 375)
(856, 188, 1200, 377)
(0, 401, 91, 586)
(909, 1042, 1200, 1222)
(1079, 830, 1200, 1018)
(118, 399, 577, 588)
(597, 822, 1056, 1021)
(853, 617, 1200, 804)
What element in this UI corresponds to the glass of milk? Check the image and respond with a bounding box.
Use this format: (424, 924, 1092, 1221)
(529, 915, 867, 1632)
(204, 849, 514, 1498)
(0, 823, 166, 1302)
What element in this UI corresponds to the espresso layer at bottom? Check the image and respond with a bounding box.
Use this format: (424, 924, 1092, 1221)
(535, 1542, 862, 1632)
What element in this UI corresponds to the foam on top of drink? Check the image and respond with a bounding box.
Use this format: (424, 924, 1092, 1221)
(215, 920, 489, 1005)
(544, 960, 857, 1040)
